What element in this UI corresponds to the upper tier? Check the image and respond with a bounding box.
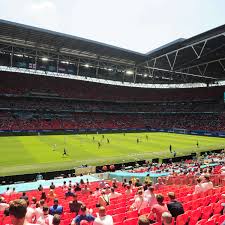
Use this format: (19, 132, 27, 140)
(0, 72, 225, 101)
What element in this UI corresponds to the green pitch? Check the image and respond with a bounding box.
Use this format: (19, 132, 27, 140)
(0, 132, 225, 176)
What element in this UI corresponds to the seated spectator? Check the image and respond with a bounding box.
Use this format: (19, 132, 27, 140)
(9, 199, 38, 225)
(4, 187, 12, 196)
(80, 179, 85, 185)
(162, 212, 173, 225)
(150, 194, 168, 223)
(98, 191, 110, 207)
(135, 178, 142, 187)
(154, 177, 165, 190)
(71, 205, 95, 225)
(125, 185, 133, 196)
(38, 185, 43, 192)
(40, 191, 47, 201)
(30, 197, 37, 209)
(144, 174, 152, 185)
(74, 183, 81, 192)
(201, 174, 213, 192)
(130, 190, 148, 212)
(108, 187, 122, 199)
(99, 180, 106, 189)
(144, 186, 157, 208)
(69, 194, 83, 215)
(50, 182, 55, 190)
(48, 190, 57, 200)
(93, 188, 101, 197)
(65, 188, 75, 198)
(20, 192, 29, 201)
(167, 192, 184, 218)
(37, 206, 53, 225)
(12, 188, 17, 195)
(25, 201, 36, 224)
(49, 199, 63, 215)
(34, 199, 45, 221)
(52, 214, 61, 225)
(0, 197, 9, 211)
(193, 178, 203, 194)
(138, 215, 150, 225)
(93, 206, 113, 225)
(81, 185, 90, 194)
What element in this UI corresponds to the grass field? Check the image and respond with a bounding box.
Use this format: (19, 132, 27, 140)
(0, 132, 225, 176)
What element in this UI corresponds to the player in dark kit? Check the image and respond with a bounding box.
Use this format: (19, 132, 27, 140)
(93, 136, 95, 141)
(107, 138, 110, 144)
(63, 148, 67, 156)
(137, 138, 139, 144)
(98, 141, 101, 149)
(102, 135, 104, 139)
(196, 141, 199, 148)
(173, 151, 176, 158)
(146, 135, 148, 140)
(169, 144, 172, 153)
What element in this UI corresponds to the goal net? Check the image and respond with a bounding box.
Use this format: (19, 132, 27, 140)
(171, 128, 187, 134)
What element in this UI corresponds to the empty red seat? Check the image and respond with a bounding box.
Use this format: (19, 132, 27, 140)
(123, 217, 138, 225)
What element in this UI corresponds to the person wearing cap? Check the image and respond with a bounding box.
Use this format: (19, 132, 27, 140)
(93, 206, 113, 225)
(49, 199, 63, 215)
(167, 192, 184, 218)
(71, 205, 95, 225)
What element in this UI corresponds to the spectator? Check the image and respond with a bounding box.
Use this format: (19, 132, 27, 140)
(167, 192, 184, 218)
(34, 199, 45, 221)
(93, 206, 113, 225)
(37, 206, 53, 225)
(50, 183, 55, 190)
(201, 174, 213, 192)
(93, 188, 101, 197)
(81, 185, 90, 194)
(108, 187, 122, 199)
(38, 185, 43, 192)
(20, 192, 28, 201)
(71, 205, 95, 225)
(49, 199, 63, 215)
(125, 185, 133, 196)
(8, 199, 38, 225)
(12, 188, 17, 195)
(65, 188, 75, 198)
(144, 186, 157, 208)
(135, 178, 142, 187)
(40, 192, 47, 201)
(69, 194, 83, 215)
(74, 183, 81, 192)
(138, 215, 150, 225)
(150, 194, 168, 223)
(52, 214, 61, 225)
(193, 178, 203, 194)
(4, 187, 12, 196)
(25, 201, 36, 224)
(154, 177, 165, 190)
(30, 197, 37, 209)
(130, 190, 148, 212)
(0, 197, 9, 211)
(48, 190, 57, 200)
(98, 191, 110, 207)
(162, 212, 173, 225)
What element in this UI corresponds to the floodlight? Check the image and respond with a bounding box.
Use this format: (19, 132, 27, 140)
(126, 70, 134, 75)
(84, 64, 90, 68)
(42, 57, 48, 61)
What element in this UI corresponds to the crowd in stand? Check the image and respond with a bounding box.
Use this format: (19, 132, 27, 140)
(1, 152, 225, 225)
(0, 112, 225, 132)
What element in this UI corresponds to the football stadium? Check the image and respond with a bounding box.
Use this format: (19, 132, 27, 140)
(1, 1, 225, 225)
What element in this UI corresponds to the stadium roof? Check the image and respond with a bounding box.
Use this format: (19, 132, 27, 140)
(0, 19, 225, 86)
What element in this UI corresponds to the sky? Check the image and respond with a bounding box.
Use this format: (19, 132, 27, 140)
(0, 0, 225, 54)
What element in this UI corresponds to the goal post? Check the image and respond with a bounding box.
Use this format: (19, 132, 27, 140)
(172, 128, 187, 134)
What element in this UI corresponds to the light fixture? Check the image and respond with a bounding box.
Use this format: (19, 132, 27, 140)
(61, 61, 69, 64)
(144, 74, 148, 77)
(126, 70, 134, 75)
(42, 57, 48, 61)
(84, 64, 90, 68)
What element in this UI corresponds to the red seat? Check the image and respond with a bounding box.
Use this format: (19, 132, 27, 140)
(196, 219, 207, 225)
(139, 207, 150, 216)
(126, 210, 138, 219)
(201, 205, 213, 220)
(188, 209, 202, 225)
(112, 213, 125, 223)
(176, 213, 188, 225)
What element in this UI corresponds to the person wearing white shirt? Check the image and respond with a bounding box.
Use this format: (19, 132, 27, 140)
(130, 190, 148, 213)
(93, 206, 113, 225)
(25, 201, 36, 224)
(144, 186, 157, 208)
(34, 199, 45, 221)
(37, 206, 53, 225)
(108, 188, 122, 199)
(193, 178, 204, 194)
(201, 175, 213, 192)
